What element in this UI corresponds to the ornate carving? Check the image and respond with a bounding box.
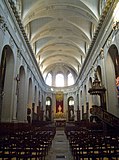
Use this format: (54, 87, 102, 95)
(9, 38, 14, 48)
(17, 48, 21, 60)
(0, 15, 8, 32)
(54, 112, 66, 119)
(112, 21, 119, 31)
(100, 48, 104, 59)
(56, 91, 63, 101)
(106, 36, 112, 48)
(88, 70, 106, 109)
(0, 15, 4, 24)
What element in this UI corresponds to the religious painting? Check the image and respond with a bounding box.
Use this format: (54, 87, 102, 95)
(56, 91, 63, 113)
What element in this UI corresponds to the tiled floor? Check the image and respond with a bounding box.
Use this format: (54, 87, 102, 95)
(45, 127, 73, 160)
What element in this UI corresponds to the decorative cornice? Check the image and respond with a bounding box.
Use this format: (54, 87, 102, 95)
(88, 0, 113, 54)
(8, 0, 29, 46)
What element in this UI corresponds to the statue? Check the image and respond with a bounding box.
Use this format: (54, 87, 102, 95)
(46, 110, 49, 118)
(70, 109, 73, 118)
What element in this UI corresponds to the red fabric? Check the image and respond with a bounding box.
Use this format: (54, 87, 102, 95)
(56, 100, 63, 113)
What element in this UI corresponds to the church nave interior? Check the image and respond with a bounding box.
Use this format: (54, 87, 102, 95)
(0, 0, 119, 159)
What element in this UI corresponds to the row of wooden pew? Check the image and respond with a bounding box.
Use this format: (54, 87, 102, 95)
(0, 123, 56, 159)
(65, 126, 119, 160)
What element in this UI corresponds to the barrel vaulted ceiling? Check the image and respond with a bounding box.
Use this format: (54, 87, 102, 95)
(20, 0, 101, 81)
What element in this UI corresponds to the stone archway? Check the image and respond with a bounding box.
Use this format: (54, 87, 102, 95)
(88, 77, 93, 120)
(32, 85, 38, 122)
(106, 44, 119, 114)
(16, 66, 25, 122)
(27, 78, 33, 123)
(97, 65, 106, 110)
(0, 45, 14, 122)
(88, 77, 93, 107)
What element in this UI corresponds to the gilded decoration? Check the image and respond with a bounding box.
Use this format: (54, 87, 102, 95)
(54, 112, 66, 119)
(56, 91, 63, 101)
(55, 91, 65, 118)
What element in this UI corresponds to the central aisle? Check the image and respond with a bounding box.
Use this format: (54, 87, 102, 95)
(46, 127, 73, 160)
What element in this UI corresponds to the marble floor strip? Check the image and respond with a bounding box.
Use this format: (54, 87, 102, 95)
(45, 128, 73, 160)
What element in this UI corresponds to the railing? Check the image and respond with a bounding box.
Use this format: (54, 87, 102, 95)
(90, 105, 119, 128)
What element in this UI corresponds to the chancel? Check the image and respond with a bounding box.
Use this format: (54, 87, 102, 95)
(0, 0, 119, 159)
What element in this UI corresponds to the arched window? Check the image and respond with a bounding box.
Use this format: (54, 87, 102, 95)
(109, 45, 119, 98)
(68, 73, 74, 86)
(45, 73, 52, 86)
(68, 97, 74, 106)
(56, 73, 64, 87)
(46, 97, 51, 106)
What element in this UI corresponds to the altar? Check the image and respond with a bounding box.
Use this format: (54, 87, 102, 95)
(54, 118, 66, 127)
(54, 91, 66, 126)
(54, 112, 66, 127)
